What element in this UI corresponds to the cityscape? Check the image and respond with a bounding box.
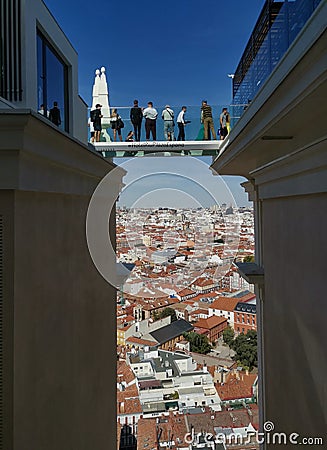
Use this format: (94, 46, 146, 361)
(116, 205, 259, 448)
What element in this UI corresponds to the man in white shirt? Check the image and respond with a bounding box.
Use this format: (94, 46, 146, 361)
(143, 101, 158, 140)
(177, 106, 188, 141)
(38, 104, 49, 118)
(161, 105, 175, 141)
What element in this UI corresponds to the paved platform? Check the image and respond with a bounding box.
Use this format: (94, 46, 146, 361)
(92, 140, 223, 157)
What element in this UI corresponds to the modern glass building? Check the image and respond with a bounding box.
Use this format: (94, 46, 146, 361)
(232, 0, 323, 106)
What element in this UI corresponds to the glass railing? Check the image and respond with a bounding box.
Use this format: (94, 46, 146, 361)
(88, 104, 249, 143)
(233, 0, 322, 106)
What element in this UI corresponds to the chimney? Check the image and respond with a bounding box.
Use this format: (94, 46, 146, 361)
(246, 369, 249, 376)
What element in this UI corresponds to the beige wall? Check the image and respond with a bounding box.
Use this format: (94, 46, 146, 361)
(211, 4, 327, 445)
(0, 112, 122, 450)
(262, 194, 327, 436)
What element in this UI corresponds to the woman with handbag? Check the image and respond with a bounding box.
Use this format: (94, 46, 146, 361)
(110, 109, 124, 142)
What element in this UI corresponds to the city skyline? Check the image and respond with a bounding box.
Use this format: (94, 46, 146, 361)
(117, 156, 251, 207)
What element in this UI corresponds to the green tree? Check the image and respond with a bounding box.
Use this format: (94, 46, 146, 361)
(223, 326, 235, 346)
(231, 330, 257, 371)
(243, 255, 255, 263)
(154, 307, 177, 322)
(183, 331, 212, 354)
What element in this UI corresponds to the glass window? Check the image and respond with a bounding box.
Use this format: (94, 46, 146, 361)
(37, 31, 69, 132)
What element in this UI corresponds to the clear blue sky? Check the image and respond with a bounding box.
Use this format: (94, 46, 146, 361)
(44, 0, 265, 107)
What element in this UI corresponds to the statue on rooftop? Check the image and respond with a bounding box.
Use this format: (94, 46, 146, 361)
(91, 66, 111, 142)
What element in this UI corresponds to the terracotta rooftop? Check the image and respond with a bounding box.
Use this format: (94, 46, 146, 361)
(192, 277, 215, 287)
(190, 308, 209, 316)
(136, 418, 158, 450)
(185, 405, 259, 433)
(177, 287, 196, 297)
(117, 323, 132, 331)
(117, 360, 136, 386)
(210, 296, 240, 312)
(158, 412, 188, 448)
(216, 372, 258, 401)
(193, 315, 227, 330)
(236, 292, 256, 303)
(126, 336, 157, 346)
(117, 388, 142, 415)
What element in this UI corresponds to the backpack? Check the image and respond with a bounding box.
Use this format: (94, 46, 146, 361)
(90, 109, 96, 122)
(117, 117, 125, 129)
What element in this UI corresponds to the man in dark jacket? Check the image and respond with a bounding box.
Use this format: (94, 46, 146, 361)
(49, 101, 62, 126)
(91, 104, 103, 142)
(130, 100, 143, 141)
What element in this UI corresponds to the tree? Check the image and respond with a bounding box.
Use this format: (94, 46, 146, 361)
(183, 331, 212, 354)
(243, 255, 255, 263)
(231, 330, 257, 371)
(223, 326, 234, 346)
(154, 307, 177, 322)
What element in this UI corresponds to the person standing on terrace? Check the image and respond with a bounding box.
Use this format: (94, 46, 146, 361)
(110, 108, 123, 142)
(90, 103, 103, 142)
(130, 100, 143, 141)
(219, 107, 228, 140)
(143, 101, 158, 140)
(161, 105, 175, 141)
(200, 100, 216, 140)
(177, 106, 188, 141)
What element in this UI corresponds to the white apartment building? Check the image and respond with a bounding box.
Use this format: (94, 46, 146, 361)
(127, 349, 222, 415)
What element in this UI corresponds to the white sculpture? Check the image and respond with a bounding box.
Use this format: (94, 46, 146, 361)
(91, 67, 111, 142)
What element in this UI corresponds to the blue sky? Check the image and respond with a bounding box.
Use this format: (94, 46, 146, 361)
(44, 0, 265, 106)
(43, 0, 266, 207)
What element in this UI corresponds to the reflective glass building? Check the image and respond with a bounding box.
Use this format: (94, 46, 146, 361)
(232, 0, 323, 106)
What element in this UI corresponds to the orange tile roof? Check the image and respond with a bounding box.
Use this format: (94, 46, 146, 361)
(177, 288, 196, 296)
(194, 315, 227, 330)
(117, 360, 136, 385)
(117, 388, 142, 415)
(117, 323, 132, 331)
(191, 308, 209, 315)
(185, 406, 259, 432)
(126, 336, 157, 346)
(137, 418, 158, 450)
(192, 277, 215, 287)
(158, 413, 188, 446)
(210, 296, 240, 312)
(237, 292, 256, 303)
(216, 372, 258, 401)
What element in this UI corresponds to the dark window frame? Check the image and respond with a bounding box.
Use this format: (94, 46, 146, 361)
(36, 29, 69, 132)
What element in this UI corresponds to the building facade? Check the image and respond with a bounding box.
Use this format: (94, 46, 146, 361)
(212, 0, 327, 444)
(0, 1, 123, 448)
(234, 302, 257, 334)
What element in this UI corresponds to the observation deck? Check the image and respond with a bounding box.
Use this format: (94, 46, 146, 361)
(92, 139, 224, 158)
